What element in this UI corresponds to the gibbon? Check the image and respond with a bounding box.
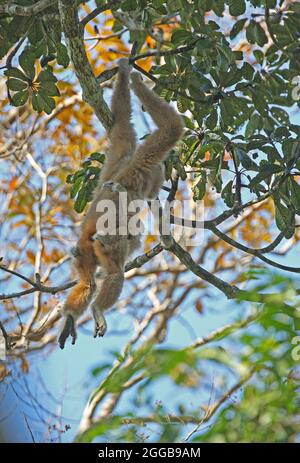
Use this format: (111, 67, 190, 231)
(58, 59, 183, 349)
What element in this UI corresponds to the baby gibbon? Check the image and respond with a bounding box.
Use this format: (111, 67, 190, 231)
(59, 59, 183, 349)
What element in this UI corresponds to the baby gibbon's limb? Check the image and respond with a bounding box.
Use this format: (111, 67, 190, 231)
(59, 61, 183, 349)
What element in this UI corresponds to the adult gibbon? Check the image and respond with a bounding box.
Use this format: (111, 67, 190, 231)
(59, 59, 183, 349)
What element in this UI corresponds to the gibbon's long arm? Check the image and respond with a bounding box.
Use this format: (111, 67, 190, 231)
(58, 61, 183, 349)
(101, 59, 136, 182)
(116, 72, 184, 190)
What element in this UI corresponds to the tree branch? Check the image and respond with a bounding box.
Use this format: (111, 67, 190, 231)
(0, 0, 56, 15)
(81, 1, 121, 27)
(58, 0, 113, 132)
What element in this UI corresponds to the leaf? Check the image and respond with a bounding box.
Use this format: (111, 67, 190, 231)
(177, 96, 189, 113)
(74, 187, 88, 213)
(37, 69, 57, 83)
(221, 179, 234, 207)
(288, 178, 300, 214)
(253, 49, 264, 64)
(252, 92, 268, 116)
(56, 43, 70, 67)
(217, 44, 234, 64)
(4, 67, 28, 81)
(40, 81, 60, 97)
(28, 19, 44, 44)
(241, 62, 254, 80)
(246, 20, 268, 47)
(89, 152, 106, 163)
(235, 148, 258, 170)
(171, 29, 194, 47)
(32, 92, 55, 114)
(230, 18, 247, 39)
(245, 113, 261, 137)
(206, 108, 218, 130)
(270, 107, 290, 125)
(7, 78, 28, 91)
(32, 93, 44, 112)
(11, 90, 29, 106)
(274, 198, 295, 238)
(192, 173, 206, 200)
(19, 48, 36, 80)
(70, 177, 83, 199)
(228, 0, 246, 16)
(212, 1, 225, 16)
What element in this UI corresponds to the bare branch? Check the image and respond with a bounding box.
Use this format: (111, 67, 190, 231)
(0, 0, 56, 15)
(184, 368, 256, 442)
(81, 1, 121, 27)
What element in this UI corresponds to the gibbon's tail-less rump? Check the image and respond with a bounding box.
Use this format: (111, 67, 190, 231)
(58, 59, 183, 349)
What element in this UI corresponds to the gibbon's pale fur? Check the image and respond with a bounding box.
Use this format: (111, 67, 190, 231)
(58, 59, 183, 349)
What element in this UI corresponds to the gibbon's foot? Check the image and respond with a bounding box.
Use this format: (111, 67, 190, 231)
(118, 58, 131, 74)
(58, 314, 77, 349)
(131, 71, 143, 85)
(92, 305, 107, 338)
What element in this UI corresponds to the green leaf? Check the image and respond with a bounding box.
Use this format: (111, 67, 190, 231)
(56, 43, 70, 67)
(19, 48, 36, 80)
(228, 0, 246, 16)
(4, 67, 28, 81)
(40, 81, 60, 97)
(221, 179, 234, 207)
(196, 38, 214, 50)
(171, 29, 194, 47)
(252, 92, 268, 116)
(192, 173, 206, 200)
(230, 18, 247, 39)
(32, 92, 55, 114)
(241, 62, 254, 80)
(37, 69, 57, 83)
(245, 113, 261, 137)
(274, 198, 295, 238)
(70, 177, 83, 199)
(235, 148, 258, 170)
(288, 178, 300, 214)
(246, 20, 268, 47)
(74, 187, 88, 213)
(265, 0, 277, 7)
(206, 108, 218, 129)
(32, 93, 44, 112)
(7, 78, 28, 91)
(270, 107, 290, 125)
(89, 152, 106, 163)
(217, 44, 234, 64)
(28, 20, 44, 44)
(253, 49, 265, 64)
(212, 1, 225, 16)
(177, 96, 189, 113)
(11, 90, 29, 107)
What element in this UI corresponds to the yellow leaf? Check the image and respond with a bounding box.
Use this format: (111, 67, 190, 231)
(136, 56, 153, 72)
